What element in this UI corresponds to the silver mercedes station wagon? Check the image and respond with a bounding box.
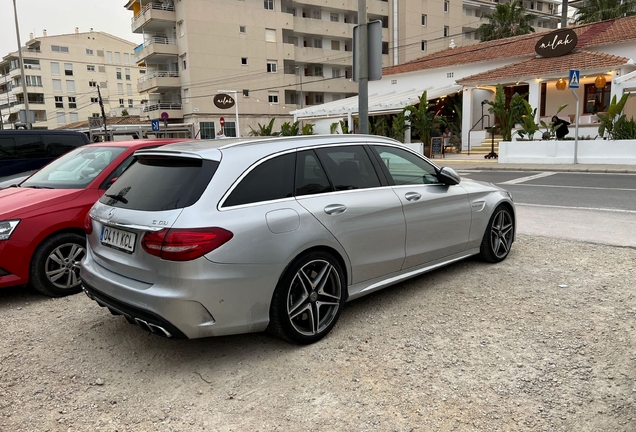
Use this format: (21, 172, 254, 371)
(80, 135, 515, 344)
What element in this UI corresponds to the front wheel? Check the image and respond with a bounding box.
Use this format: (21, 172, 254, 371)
(479, 205, 514, 263)
(269, 251, 346, 344)
(30, 233, 86, 297)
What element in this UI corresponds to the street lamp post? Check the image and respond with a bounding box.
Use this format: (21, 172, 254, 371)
(218, 90, 240, 138)
(13, 0, 30, 129)
(295, 66, 304, 109)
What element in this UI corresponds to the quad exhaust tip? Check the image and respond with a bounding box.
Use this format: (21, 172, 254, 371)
(83, 286, 172, 338)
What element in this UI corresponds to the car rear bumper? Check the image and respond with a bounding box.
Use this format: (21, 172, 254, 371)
(79, 247, 281, 339)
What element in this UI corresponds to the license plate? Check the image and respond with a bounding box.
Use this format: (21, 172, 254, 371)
(100, 226, 137, 253)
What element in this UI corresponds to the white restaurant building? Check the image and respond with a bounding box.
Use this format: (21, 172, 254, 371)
(292, 16, 636, 153)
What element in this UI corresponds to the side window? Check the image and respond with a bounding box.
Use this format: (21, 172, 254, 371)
(224, 153, 295, 207)
(42, 134, 86, 157)
(15, 135, 46, 158)
(374, 145, 439, 185)
(314, 145, 380, 191)
(100, 155, 136, 190)
(295, 150, 333, 196)
(0, 137, 17, 159)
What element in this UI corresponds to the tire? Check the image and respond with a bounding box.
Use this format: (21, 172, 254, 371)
(479, 205, 515, 263)
(269, 251, 346, 344)
(30, 233, 86, 297)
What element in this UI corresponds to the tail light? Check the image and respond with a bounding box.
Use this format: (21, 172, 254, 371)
(84, 213, 93, 235)
(141, 227, 233, 261)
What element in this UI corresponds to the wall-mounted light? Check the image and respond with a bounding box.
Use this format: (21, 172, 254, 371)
(595, 74, 607, 88)
(556, 78, 567, 91)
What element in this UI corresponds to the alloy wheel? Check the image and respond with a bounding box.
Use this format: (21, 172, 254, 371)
(490, 209, 514, 259)
(286, 259, 342, 336)
(45, 242, 86, 290)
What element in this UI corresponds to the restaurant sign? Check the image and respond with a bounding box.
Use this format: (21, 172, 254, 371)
(534, 29, 578, 58)
(214, 94, 235, 109)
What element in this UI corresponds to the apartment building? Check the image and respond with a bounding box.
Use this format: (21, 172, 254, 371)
(0, 30, 145, 130)
(126, 0, 562, 137)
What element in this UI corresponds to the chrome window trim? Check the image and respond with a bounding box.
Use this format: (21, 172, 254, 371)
(218, 142, 392, 211)
(294, 184, 395, 201)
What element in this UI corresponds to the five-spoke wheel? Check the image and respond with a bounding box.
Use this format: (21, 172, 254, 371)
(480, 205, 514, 263)
(270, 251, 346, 344)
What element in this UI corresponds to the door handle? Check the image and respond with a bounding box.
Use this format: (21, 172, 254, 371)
(324, 204, 347, 215)
(405, 192, 421, 201)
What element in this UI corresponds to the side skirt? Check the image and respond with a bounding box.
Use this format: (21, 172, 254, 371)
(346, 248, 480, 301)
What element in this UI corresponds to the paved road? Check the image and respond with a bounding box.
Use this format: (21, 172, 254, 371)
(457, 170, 636, 248)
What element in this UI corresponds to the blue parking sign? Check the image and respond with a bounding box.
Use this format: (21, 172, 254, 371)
(569, 69, 580, 89)
(151, 119, 160, 131)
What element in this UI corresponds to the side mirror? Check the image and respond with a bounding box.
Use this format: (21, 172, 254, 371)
(438, 167, 461, 185)
(109, 176, 118, 184)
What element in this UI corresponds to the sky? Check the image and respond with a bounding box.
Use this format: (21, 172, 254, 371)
(1, 0, 143, 56)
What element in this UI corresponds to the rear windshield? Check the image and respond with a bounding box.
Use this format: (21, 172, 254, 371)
(100, 156, 218, 211)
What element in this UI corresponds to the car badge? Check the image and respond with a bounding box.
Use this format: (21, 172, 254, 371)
(107, 208, 116, 219)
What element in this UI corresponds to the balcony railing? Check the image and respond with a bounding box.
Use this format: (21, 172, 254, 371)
(142, 102, 182, 113)
(133, 2, 175, 22)
(134, 37, 178, 55)
(138, 70, 180, 83)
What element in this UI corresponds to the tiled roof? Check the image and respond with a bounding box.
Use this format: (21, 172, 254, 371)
(456, 50, 629, 85)
(56, 116, 150, 130)
(383, 15, 636, 77)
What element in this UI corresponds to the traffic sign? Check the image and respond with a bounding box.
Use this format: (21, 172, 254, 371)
(220, 117, 225, 127)
(569, 69, 580, 89)
(160, 111, 169, 120)
(151, 120, 160, 131)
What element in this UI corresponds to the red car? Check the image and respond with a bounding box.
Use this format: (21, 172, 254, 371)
(0, 139, 184, 297)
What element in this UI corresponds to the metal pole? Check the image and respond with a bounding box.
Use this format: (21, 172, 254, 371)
(13, 0, 30, 129)
(300, 71, 303, 109)
(561, 0, 568, 28)
(220, 90, 240, 138)
(571, 89, 579, 164)
(358, 0, 369, 134)
(97, 85, 109, 141)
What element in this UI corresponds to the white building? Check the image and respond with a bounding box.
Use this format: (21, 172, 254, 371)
(0, 29, 146, 130)
(293, 16, 636, 150)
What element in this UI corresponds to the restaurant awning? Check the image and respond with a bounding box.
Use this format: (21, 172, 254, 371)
(292, 84, 462, 120)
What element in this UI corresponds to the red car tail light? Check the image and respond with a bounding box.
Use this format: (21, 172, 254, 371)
(141, 227, 233, 261)
(84, 213, 93, 235)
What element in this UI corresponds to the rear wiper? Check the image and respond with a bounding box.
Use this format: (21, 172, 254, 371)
(105, 193, 128, 204)
(23, 185, 54, 189)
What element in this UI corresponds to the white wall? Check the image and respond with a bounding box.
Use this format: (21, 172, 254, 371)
(500, 139, 636, 164)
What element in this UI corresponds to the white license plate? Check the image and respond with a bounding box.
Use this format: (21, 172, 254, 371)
(100, 226, 137, 253)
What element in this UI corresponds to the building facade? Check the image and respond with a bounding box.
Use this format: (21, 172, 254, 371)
(126, 0, 563, 138)
(0, 30, 145, 130)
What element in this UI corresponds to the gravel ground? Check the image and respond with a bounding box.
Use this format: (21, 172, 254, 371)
(1, 235, 635, 432)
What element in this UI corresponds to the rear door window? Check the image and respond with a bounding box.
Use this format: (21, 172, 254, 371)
(223, 152, 296, 207)
(100, 156, 218, 211)
(314, 145, 381, 191)
(295, 150, 333, 196)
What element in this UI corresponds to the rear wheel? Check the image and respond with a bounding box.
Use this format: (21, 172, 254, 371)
(269, 251, 346, 344)
(30, 233, 86, 297)
(479, 205, 514, 263)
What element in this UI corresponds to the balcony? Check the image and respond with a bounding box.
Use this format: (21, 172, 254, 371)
(137, 71, 181, 93)
(142, 102, 183, 120)
(294, 46, 354, 64)
(292, 16, 353, 38)
(131, 2, 176, 34)
(134, 37, 179, 63)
